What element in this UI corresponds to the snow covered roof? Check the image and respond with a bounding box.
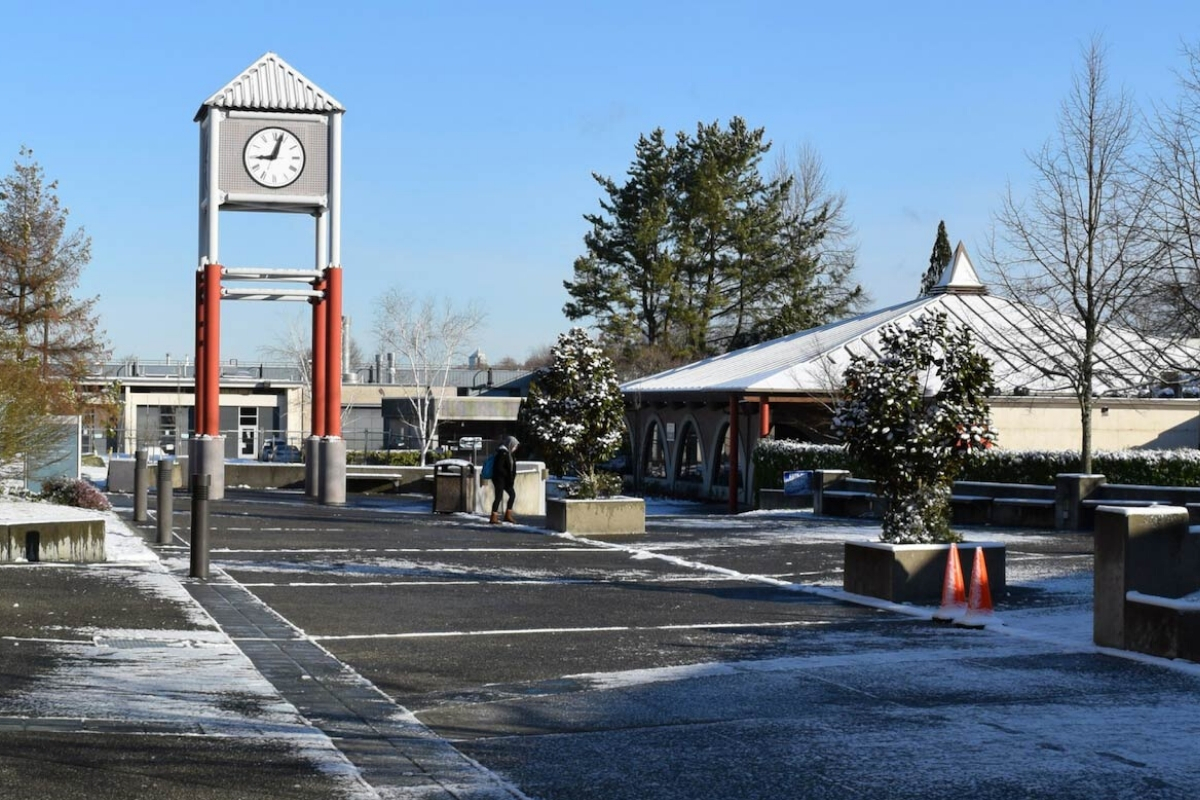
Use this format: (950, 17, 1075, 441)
(621, 243, 1200, 398)
(195, 52, 344, 121)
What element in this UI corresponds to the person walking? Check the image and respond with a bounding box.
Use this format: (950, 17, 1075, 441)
(489, 435, 519, 524)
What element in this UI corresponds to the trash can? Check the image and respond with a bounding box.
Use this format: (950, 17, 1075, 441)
(433, 458, 477, 513)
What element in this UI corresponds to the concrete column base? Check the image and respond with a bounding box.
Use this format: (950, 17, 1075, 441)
(191, 436, 226, 501)
(318, 437, 346, 506)
(304, 437, 322, 497)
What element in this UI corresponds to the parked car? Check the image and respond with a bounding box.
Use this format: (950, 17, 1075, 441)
(261, 439, 302, 463)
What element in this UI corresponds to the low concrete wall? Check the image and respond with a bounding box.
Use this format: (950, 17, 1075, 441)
(546, 497, 646, 535)
(758, 488, 811, 510)
(476, 462, 547, 517)
(1, 519, 106, 563)
(107, 458, 188, 493)
(843, 541, 1006, 604)
(226, 462, 306, 490)
(1094, 505, 1200, 661)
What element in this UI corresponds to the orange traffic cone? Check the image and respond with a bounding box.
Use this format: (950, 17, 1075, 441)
(955, 547, 994, 628)
(932, 543, 967, 623)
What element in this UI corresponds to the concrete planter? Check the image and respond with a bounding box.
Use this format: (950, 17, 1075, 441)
(546, 497, 645, 536)
(843, 540, 1006, 604)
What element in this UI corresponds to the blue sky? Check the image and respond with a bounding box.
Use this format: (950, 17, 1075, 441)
(3, 1, 1199, 365)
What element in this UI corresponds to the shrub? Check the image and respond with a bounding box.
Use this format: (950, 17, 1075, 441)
(832, 313, 996, 543)
(520, 328, 625, 499)
(39, 476, 111, 511)
(753, 441, 1200, 489)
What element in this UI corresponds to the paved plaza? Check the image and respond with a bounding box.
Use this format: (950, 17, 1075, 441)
(2, 491, 1199, 799)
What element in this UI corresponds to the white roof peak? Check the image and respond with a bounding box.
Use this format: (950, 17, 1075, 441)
(928, 241, 987, 295)
(195, 52, 345, 121)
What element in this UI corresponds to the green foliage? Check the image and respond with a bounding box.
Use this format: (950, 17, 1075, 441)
(0, 147, 105, 385)
(564, 118, 864, 361)
(567, 469, 625, 500)
(832, 312, 996, 543)
(520, 328, 626, 480)
(754, 441, 1200, 488)
(920, 220, 952, 296)
(752, 441, 858, 492)
(347, 449, 444, 466)
(39, 476, 111, 511)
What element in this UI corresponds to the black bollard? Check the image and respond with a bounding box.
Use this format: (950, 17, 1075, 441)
(133, 449, 149, 523)
(190, 474, 210, 579)
(156, 458, 174, 545)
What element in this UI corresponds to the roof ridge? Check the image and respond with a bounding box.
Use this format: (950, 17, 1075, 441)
(928, 241, 987, 295)
(195, 52, 345, 121)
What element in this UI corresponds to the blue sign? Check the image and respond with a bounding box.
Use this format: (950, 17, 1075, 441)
(783, 470, 812, 496)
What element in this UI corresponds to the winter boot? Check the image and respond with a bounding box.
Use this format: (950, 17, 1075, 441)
(504, 509, 517, 523)
(489, 512, 500, 525)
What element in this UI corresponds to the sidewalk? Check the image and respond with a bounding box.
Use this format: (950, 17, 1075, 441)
(0, 498, 520, 799)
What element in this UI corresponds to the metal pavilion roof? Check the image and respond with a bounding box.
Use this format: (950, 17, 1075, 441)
(621, 244, 1200, 398)
(195, 52, 345, 121)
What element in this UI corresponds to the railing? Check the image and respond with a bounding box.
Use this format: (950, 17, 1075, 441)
(104, 429, 492, 463)
(85, 359, 534, 388)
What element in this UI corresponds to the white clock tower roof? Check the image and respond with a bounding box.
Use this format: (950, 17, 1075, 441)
(195, 52, 345, 121)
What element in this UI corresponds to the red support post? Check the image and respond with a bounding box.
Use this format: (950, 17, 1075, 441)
(760, 397, 771, 438)
(311, 279, 327, 438)
(203, 262, 222, 436)
(194, 269, 206, 436)
(729, 395, 740, 513)
(324, 266, 343, 438)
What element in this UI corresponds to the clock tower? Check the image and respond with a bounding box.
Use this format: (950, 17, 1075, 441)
(194, 52, 346, 505)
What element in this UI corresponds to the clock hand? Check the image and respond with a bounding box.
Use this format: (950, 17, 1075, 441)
(268, 134, 284, 160)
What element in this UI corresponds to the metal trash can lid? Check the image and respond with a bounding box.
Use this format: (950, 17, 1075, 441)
(434, 458, 475, 474)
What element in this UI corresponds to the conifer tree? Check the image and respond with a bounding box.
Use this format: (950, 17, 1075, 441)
(0, 147, 104, 381)
(920, 220, 953, 295)
(564, 119, 864, 366)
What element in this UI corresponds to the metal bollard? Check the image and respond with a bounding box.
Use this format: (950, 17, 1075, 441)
(190, 474, 210, 579)
(156, 458, 174, 545)
(133, 449, 149, 522)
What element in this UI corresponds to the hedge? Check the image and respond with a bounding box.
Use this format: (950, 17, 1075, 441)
(753, 439, 1200, 489)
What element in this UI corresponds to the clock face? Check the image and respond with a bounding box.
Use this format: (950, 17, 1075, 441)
(243, 127, 305, 188)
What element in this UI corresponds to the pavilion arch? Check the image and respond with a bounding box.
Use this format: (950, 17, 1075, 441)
(639, 416, 669, 483)
(711, 421, 745, 496)
(673, 416, 707, 487)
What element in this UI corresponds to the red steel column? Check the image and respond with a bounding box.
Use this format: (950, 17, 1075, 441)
(203, 262, 222, 436)
(760, 397, 771, 437)
(311, 280, 328, 438)
(194, 269, 206, 436)
(324, 266, 343, 437)
(728, 395, 740, 513)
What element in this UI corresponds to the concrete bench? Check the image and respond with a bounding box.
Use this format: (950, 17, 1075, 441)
(950, 495, 992, 526)
(818, 490, 880, 518)
(758, 488, 812, 510)
(991, 497, 1057, 529)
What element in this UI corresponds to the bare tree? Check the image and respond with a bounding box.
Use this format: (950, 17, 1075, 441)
(988, 37, 1162, 472)
(748, 143, 867, 344)
(258, 312, 365, 435)
(373, 290, 486, 463)
(1141, 40, 1200, 335)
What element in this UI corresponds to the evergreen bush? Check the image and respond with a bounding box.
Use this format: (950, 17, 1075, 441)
(753, 441, 1200, 489)
(39, 476, 111, 511)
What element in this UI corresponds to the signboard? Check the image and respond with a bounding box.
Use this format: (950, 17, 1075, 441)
(25, 416, 82, 493)
(458, 436, 483, 451)
(783, 470, 812, 496)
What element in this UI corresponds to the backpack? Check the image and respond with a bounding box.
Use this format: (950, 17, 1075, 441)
(480, 453, 497, 480)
